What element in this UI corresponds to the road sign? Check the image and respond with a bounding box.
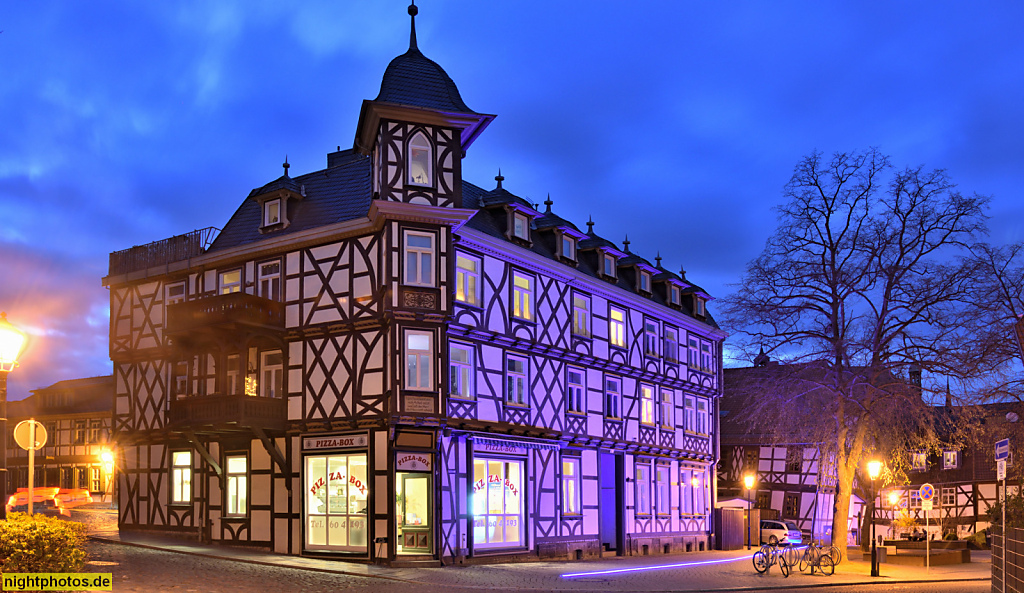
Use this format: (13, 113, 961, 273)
(922, 499, 933, 511)
(13, 420, 47, 450)
(996, 438, 1011, 461)
(919, 483, 935, 501)
(998, 459, 1007, 480)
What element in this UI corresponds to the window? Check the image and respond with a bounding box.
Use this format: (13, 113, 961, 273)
(639, 271, 651, 293)
(694, 296, 706, 317)
(572, 294, 590, 337)
(644, 321, 659, 357)
(640, 384, 655, 426)
(260, 350, 283, 398)
(512, 212, 530, 240)
(665, 328, 679, 362)
(670, 285, 681, 306)
(755, 491, 770, 509)
(660, 389, 673, 429)
(472, 458, 524, 549)
(941, 487, 956, 507)
(61, 468, 73, 489)
(680, 469, 694, 515)
(171, 451, 192, 504)
(602, 254, 617, 278)
(687, 336, 699, 368)
(226, 355, 240, 395)
(408, 132, 432, 186)
(449, 343, 474, 399)
(655, 465, 670, 515)
(264, 198, 282, 226)
(744, 448, 758, 472)
(786, 448, 803, 473)
(909, 489, 922, 509)
(306, 454, 369, 551)
(512, 271, 533, 321)
(91, 468, 101, 493)
(562, 457, 581, 516)
(404, 232, 435, 287)
(174, 361, 189, 397)
(911, 451, 927, 471)
(943, 450, 958, 469)
(567, 368, 585, 414)
(561, 235, 575, 261)
(636, 463, 651, 515)
(225, 455, 248, 516)
(74, 420, 86, 445)
(605, 376, 621, 419)
(166, 281, 186, 305)
(700, 341, 714, 373)
(455, 254, 480, 306)
(89, 419, 102, 444)
(506, 356, 528, 406)
(783, 493, 799, 518)
(219, 269, 241, 294)
(696, 398, 709, 434)
(693, 471, 707, 516)
(258, 261, 281, 301)
(405, 331, 433, 391)
(685, 397, 696, 432)
(609, 307, 625, 348)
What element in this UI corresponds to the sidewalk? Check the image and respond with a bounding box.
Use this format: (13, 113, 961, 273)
(78, 510, 991, 591)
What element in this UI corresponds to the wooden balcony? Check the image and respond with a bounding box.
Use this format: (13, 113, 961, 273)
(168, 394, 287, 433)
(166, 292, 284, 338)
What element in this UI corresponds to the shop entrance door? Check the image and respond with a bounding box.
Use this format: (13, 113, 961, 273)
(599, 452, 624, 553)
(397, 472, 431, 554)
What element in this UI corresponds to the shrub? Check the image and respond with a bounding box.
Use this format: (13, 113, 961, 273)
(0, 513, 87, 573)
(967, 529, 988, 549)
(943, 531, 958, 540)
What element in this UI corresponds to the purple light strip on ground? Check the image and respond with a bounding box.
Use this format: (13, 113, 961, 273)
(560, 546, 808, 579)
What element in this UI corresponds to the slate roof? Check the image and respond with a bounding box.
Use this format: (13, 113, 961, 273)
(375, 48, 475, 114)
(9, 375, 114, 418)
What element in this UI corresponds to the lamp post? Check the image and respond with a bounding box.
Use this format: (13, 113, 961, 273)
(744, 473, 755, 550)
(100, 449, 115, 509)
(888, 491, 901, 540)
(867, 460, 883, 577)
(0, 312, 28, 522)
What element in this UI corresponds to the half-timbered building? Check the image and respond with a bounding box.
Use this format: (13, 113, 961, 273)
(103, 5, 725, 564)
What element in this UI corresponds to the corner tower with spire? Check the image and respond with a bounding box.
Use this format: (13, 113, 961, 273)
(354, 2, 495, 209)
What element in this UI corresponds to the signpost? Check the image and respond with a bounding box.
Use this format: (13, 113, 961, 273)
(997, 438, 1011, 593)
(920, 483, 935, 572)
(13, 419, 47, 515)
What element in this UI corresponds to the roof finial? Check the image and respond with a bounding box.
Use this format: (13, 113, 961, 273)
(544, 194, 553, 213)
(283, 156, 290, 177)
(622, 235, 630, 253)
(408, 1, 418, 51)
(679, 265, 687, 279)
(586, 216, 594, 234)
(495, 168, 504, 189)
(655, 253, 662, 268)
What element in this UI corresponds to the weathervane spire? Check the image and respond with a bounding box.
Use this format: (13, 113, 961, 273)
(408, 1, 418, 51)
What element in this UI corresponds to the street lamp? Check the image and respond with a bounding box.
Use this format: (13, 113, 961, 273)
(100, 449, 115, 509)
(867, 460, 883, 577)
(744, 473, 755, 550)
(888, 491, 901, 539)
(0, 312, 28, 522)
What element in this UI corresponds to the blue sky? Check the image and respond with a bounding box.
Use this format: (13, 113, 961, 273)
(1, 2, 1023, 398)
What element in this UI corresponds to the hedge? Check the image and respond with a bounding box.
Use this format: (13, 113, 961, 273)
(0, 512, 87, 573)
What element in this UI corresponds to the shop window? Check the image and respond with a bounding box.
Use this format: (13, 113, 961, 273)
(407, 132, 432, 186)
(455, 253, 480, 306)
(635, 463, 652, 515)
(226, 455, 248, 516)
(655, 465, 670, 516)
(404, 231, 435, 287)
(567, 368, 585, 414)
(260, 350, 283, 398)
(166, 281, 186, 305)
(660, 389, 673, 429)
(943, 450, 958, 469)
(258, 260, 281, 301)
(171, 451, 192, 504)
(665, 327, 679, 362)
(605, 376, 621, 419)
(640, 385, 655, 426)
(449, 342, 474, 399)
(305, 453, 368, 551)
(472, 458, 524, 549)
(512, 271, 533, 321)
(609, 306, 625, 348)
(506, 356, 528, 406)
(406, 331, 433, 391)
(562, 457, 581, 516)
(219, 269, 241, 294)
(572, 294, 590, 337)
(397, 470, 432, 554)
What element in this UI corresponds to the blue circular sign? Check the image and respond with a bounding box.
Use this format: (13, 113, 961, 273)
(919, 483, 935, 501)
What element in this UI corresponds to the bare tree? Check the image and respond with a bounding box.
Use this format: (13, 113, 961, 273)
(722, 149, 989, 559)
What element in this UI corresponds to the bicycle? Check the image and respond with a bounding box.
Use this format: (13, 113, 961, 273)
(752, 542, 791, 577)
(797, 541, 836, 576)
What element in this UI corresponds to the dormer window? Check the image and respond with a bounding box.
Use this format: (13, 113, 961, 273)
(603, 254, 617, 279)
(639, 271, 651, 293)
(670, 286, 681, 306)
(694, 296, 706, 317)
(264, 199, 282, 227)
(513, 212, 530, 241)
(408, 132, 432, 186)
(561, 235, 576, 261)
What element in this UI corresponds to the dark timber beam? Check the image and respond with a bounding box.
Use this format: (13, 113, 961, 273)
(183, 428, 224, 489)
(252, 426, 291, 492)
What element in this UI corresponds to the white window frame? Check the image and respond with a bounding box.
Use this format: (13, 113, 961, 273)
(655, 464, 670, 516)
(941, 486, 956, 507)
(660, 389, 673, 429)
(665, 327, 679, 362)
(609, 306, 626, 349)
(639, 271, 651, 293)
(258, 260, 282, 301)
(405, 330, 434, 391)
(512, 212, 530, 240)
(166, 281, 186, 305)
(260, 350, 283, 398)
(263, 198, 282, 227)
(561, 234, 575, 261)
(687, 336, 700, 368)
(225, 455, 248, 517)
(449, 342, 474, 400)
(219, 269, 241, 294)
(670, 285, 681, 306)
(404, 231, 435, 287)
(603, 253, 617, 278)
(605, 376, 621, 419)
(694, 296, 706, 317)
(562, 457, 582, 516)
(226, 354, 240, 396)
(943, 450, 958, 470)
(636, 462, 652, 516)
(567, 367, 585, 414)
(685, 396, 696, 432)
(505, 355, 529, 406)
(696, 398, 709, 434)
(700, 341, 714, 373)
(572, 293, 590, 338)
(911, 451, 927, 471)
(910, 489, 922, 509)
(407, 131, 432, 186)
(171, 451, 192, 504)
(644, 320, 659, 357)
(640, 384, 655, 426)
(455, 253, 481, 306)
(512, 270, 534, 321)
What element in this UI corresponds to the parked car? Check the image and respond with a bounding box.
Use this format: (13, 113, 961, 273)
(5, 498, 68, 517)
(760, 519, 802, 546)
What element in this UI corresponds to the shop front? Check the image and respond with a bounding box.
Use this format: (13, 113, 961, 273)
(470, 437, 536, 553)
(396, 451, 433, 555)
(303, 433, 370, 554)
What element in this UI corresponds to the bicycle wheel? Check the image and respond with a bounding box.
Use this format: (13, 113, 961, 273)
(798, 548, 813, 572)
(779, 555, 790, 578)
(827, 545, 841, 565)
(818, 555, 835, 576)
(768, 534, 779, 546)
(753, 550, 769, 574)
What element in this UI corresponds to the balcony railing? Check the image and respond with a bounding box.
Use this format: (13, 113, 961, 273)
(166, 292, 284, 335)
(168, 394, 287, 432)
(109, 227, 219, 276)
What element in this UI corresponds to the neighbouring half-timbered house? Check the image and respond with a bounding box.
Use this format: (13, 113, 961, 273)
(103, 5, 726, 565)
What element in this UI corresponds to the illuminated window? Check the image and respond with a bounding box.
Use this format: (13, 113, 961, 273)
(263, 198, 282, 226)
(655, 465, 670, 515)
(225, 455, 247, 516)
(219, 269, 241, 294)
(943, 450, 958, 469)
(449, 343, 474, 399)
(506, 355, 528, 406)
(455, 254, 480, 306)
(911, 451, 927, 471)
(609, 307, 625, 348)
(640, 384, 655, 426)
(74, 420, 86, 445)
(660, 389, 673, 429)
(567, 368, 585, 414)
(171, 451, 192, 504)
(305, 454, 368, 551)
(605, 376, 621, 419)
(512, 271, 533, 321)
(405, 331, 433, 391)
(404, 232, 435, 287)
(562, 457, 581, 515)
(636, 463, 651, 515)
(408, 132, 432, 186)
(572, 294, 590, 337)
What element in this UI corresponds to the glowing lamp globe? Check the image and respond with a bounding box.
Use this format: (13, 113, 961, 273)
(743, 474, 755, 490)
(888, 491, 901, 507)
(867, 460, 882, 480)
(0, 312, 27, 373)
